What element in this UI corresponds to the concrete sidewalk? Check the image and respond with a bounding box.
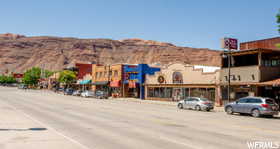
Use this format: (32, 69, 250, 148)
(109, 97, 225, 112)
(0, 100, 85, 149)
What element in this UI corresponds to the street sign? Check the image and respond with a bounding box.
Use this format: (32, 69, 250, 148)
(221, 38, 238, 50)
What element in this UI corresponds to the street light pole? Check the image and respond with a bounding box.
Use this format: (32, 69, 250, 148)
(228, 49, 231, 103)
(107, 65, 110, 95)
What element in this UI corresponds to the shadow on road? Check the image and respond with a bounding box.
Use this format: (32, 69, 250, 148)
(0, 128, 47, 131)
(232, 113, 280, 120)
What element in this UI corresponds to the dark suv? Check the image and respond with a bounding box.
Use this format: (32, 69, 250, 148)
(225, 97, 279, 117)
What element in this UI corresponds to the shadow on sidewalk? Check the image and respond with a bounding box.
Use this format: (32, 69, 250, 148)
(0, 128, 47, 131)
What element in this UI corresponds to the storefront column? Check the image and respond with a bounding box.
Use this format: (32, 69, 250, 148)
(215, 85, 222, 106)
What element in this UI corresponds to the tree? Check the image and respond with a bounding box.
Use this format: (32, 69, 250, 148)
(58, 70, 76, 88)
(44, 70, 54, 78)
(277, 10, 280, 33)
(0, 75, 17, 84)
(22, 67, 41, 85)
(277, 10, 280, 48)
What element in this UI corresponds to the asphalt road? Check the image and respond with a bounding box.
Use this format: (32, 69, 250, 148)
(0, 87, 279, 149)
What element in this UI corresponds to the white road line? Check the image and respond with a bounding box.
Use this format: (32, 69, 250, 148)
(1, 100, 92, 149)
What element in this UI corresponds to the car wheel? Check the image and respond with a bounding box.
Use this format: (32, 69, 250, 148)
(226, 106, 233, 115)
(206, 109, 210, 112)
(177, 103, 183, 109)
(251, 109, 260, 118)
(195, 105, 201, 111)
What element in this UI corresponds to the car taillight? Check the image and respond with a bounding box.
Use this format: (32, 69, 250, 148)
(202, 102, 209, 105)
(261, 104, 269, 108)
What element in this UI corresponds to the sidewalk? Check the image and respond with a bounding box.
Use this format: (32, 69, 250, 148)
(0, 100, 85, 149)
(109, 97, 225, 112)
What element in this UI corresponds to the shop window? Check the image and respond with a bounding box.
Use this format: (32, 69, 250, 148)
(183, 88, 190, 98)
(159, 88, 165, 98)
(148, 88, 154, 97)
(100, 72, 103, 78)
(154, 88, 160, 97)
(165, 88, 172, 98)
(172, 72, 183, 84)
(190, 88, 200, 97)
(95, 72, 98, 79)
(114, 70, 118, 77)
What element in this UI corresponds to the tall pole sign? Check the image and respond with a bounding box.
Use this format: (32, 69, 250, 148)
(221, 37, 238, 103)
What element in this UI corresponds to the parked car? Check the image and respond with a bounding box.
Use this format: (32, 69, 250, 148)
(177, 97, 214, 111)
(94, 90, 109, 99)
(18, 84, 28, 89)
(72, 90, 82, 96)
(224, 97, 279, 117)
(81, 90, 95, 98)
(57, 88, 65, 93)
(64, 88, 74, 95)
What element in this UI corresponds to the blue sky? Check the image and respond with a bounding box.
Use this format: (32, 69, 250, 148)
(0, 0, 279, 50)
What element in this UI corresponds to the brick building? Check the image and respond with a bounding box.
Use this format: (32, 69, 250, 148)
(240, 37, 280, 50)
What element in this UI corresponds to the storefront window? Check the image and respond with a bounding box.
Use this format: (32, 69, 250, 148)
(114, 70, 118, 77)
(148, 88, 154, 97)
(147, 87, 172, 98)
(183, 88, 190, 98)
(154, 88, 160, 97)
(165, 88, 172, 98)
(95, 72, 99, 79)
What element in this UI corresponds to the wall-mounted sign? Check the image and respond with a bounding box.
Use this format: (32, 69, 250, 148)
(221, 38, 238, 50)
(172, 72, 183, 84)
(157, 76, 165, 84)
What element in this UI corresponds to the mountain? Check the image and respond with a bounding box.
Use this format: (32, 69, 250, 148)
(0, 33, 221, 73)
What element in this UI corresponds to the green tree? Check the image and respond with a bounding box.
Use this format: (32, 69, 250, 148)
(277, 10, 280, 48)
(44, 70, 54, 78)
(0, 75, 17, 84)
(58, 70, 76, 87)
(277, 10, 280, 33)
(22, 67, 41, 85)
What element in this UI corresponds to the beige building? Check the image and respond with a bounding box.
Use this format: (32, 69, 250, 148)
(220, 48, 280, 105)
(145, 63, 221, 105)
(92, 64, 123, 96)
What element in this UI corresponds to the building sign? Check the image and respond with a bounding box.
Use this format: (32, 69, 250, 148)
(221, 38, 238, 50)
(172, 72, 183, 84)
(157, 76, 165, 84)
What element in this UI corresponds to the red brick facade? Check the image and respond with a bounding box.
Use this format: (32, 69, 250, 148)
(75, 63, 92, 79)
(240, 37, 280, 50)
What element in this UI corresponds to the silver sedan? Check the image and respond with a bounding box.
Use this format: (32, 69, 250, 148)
(177, 97, 214, 111)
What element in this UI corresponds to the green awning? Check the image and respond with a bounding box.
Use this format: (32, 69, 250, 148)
(79, 80, 92, 85)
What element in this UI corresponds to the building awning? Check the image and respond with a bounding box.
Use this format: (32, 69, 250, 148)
(92, 81, 109, 85)
(110, 80, 120, 87)
(259, 78, 280, 86)
(79, 80, 92, 85)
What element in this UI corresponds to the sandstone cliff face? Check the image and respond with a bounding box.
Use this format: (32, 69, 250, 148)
(0, 34, 221, 73)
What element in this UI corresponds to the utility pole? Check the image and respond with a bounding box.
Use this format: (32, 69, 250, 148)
(221, 37, 238, 104)
(227, 49, 231, 104)
(107, 65, 110, 95)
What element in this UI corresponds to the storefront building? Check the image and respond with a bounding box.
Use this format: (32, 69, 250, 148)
(92, 64, 160, 98)
(145, 63, 221, 105)
(123, 64, 160, 99)
(76, 74, 92, 91)
(221, 37, 280, 105)
(92, 64, 123, 96)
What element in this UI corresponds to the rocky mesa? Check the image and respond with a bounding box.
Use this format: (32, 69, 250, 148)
(0, 33, 221, 73)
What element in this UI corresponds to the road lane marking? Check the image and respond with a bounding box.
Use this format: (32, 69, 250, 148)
(0, 100, 92, 149)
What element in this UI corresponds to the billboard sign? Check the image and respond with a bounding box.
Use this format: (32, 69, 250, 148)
(221, 38, 238, 50)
